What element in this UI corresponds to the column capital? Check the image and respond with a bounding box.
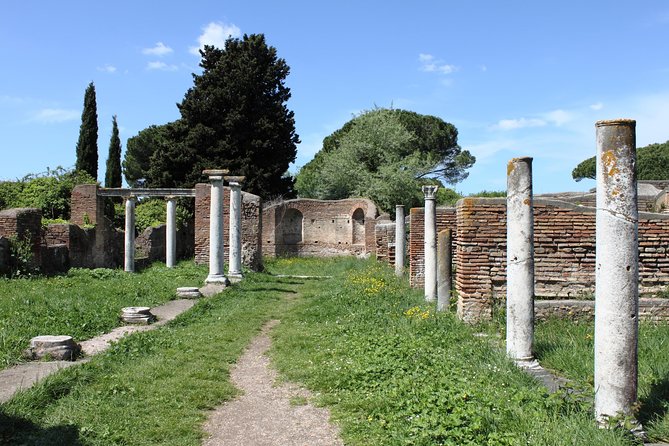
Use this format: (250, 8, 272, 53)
(422, 185, 439, 200)
(224, 175, 246, 187)
(203, 169, 230, 181)
(165, 195, 178, 202)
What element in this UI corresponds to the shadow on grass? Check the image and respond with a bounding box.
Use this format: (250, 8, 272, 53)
(245, 287, 298, 294)
(639, 375, 669, 426)
(0, 410, 83, 445)
(533, 338, 560, 361)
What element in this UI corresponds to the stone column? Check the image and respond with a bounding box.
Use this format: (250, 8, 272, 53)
(395, 205, 405, 277)
(506, 157, 534, 361)
(124, 196, 136, 273)
(225, 176, 245, 282)
(594, 119, 638, 424)
(203, 169, 229, 284)
(437, 229, 452, 312)
(165, 196, 177, 268)
(422, 185, 438, 302)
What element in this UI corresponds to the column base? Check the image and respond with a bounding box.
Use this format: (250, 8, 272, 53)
(205, 274, 230, 285)
(228, 272, 244, 283)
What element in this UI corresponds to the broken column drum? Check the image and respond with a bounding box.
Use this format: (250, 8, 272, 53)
(594, 119, 639, 424)
(204, 169, 229, 284)
(25, 335, 81, 361)
(506, 157, 535, 361)
(422, 185, 438, 302)
(395, 205, 405, 277)
(120, 306, 155, 325)
(124, 196, 136, 273)
(226, 176, 245, 281)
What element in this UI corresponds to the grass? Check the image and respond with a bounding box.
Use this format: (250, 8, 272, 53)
(0, 257, 654, 445)
(0, 261, 205, 370)
(536, 318, 669, 442)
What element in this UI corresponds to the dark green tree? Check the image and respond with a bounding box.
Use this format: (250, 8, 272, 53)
(294, 108, 475, 212)
(123, 124, 170, 187)
(147, 34, 299, 197)
(572, 140, 669, 181)
(105, 115, 122, 188)
(75, 82, 99, 180)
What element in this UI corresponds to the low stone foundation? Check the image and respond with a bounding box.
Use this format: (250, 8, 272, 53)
(534, 298, 669, 322)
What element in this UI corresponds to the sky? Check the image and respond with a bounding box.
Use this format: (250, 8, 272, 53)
(1, 1, 669, 195)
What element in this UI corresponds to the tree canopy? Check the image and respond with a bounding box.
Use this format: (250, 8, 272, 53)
(294, 108, 475, 212)
(75, 82, 98, 180)
(572, 140, 669, 181)
(105, 115, 122, 188)
(133, 34, 298, 197)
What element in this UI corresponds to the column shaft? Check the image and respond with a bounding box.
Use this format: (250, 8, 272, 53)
(423, 186, 438, 302)
(506, 157, 535, 361)
(395, 205, 405, 277)
(226, 176, 245, 281)
(166, 197, 177, 268)
(124, 197, 136, 273)
(204, 169, 229, 284)
(594, 119, 638, 423)
(437, 229, 452, 311)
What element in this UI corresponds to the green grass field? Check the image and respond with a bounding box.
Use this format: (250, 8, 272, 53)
(0, 257, 656, 445)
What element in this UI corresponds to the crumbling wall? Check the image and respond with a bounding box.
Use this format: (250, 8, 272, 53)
(0, 208, 42, 269)
(408, 207, 458, 288)
(262, 198, 379, 258)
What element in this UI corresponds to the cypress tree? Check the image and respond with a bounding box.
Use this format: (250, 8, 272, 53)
(75, 82, 99, 180)
(105, 115, 122, 188)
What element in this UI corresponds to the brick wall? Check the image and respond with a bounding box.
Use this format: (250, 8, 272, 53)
(71, 184, 103, 226)
(262, 198, 379, 258)
(375, 222, 396, 264)
(408, 207, 457, 288)
(194, 184, 262, 271)
(0, 208, 42, 267)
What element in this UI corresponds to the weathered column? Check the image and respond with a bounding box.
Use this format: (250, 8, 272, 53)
(204, 169, 229, 284)
(594, 119, 638, 424)
(165, 196, 177, 268)
(437, 229, 452, 312)
(506, 157, 534, 361)
(124, 196, 136, 273)
(226, 175, 245, 282)
(422, 185, 438, 302)
(395, 205, 405, 277)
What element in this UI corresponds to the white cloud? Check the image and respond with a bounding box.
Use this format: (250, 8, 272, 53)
(494, 117, 546, 130)
(32, 108, 79, 123)
(418, 53, 457, 74)
(190, 22, 241, 55)
(590, 102, 604, 110)
(543, 109, 572, 126)
(146, 61, 178, 71)
(96, 64, 117, 73)
(142, 42, 173, 57)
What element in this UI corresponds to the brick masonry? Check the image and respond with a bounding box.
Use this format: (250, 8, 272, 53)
(408, 207, 458, 288)
(194, 183, 262, 271)
(407, 197, 669, 323)
(262, 198, 379, 258)
(0, 208, 43, 267)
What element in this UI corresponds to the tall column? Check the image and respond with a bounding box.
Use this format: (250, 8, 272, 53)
(165, 196, 177, 268)
(594, 119, 638, 424)
(124, 196, 136, 273)
(506, 157, 534, 361)
(422, 185, 438, 302)
(437, 229, 452, 312)
(203, 169, 229, 284)
(395, 205, 405, 277)
(225, 176, 245, 282)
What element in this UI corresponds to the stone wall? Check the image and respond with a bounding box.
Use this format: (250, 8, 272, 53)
(408, 207, 458, 288)
(407, 197, 669, 322)
(194, 184, 262, 271)
(375, 221, 396, 265)
(535, 298, 669, 322)
(262, 198, 379, 258)
(0, 208, 42, 268)
(136, 223, 194, 263)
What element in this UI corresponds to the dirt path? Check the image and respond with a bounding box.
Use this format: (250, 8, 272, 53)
(202, 320, 344, 446)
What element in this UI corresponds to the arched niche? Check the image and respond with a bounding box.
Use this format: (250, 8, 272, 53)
(352, 208, 365, 245)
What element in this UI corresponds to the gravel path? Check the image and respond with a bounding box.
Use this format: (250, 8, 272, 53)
(202, 320, 344, 446)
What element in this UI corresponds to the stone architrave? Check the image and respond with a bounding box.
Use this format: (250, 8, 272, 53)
(166, 196, 177, 268)
(395, 205, 405, 277)
(422, 185, 438, 302)
(124, 196, 136, 273)
(506, 157, 535, 361)
(594, 119, 639, 425)
(437, 229, 452, 312)
(203, 169, 230, 284)
(225, 176, 245, 282)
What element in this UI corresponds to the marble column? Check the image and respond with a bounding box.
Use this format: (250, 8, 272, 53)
(422, 185, 438, 302)
(203, 169, 229, 284)
(225, 176, 245, 282)
(395, 205, 405, 277)
(124, 196, 136, 273)
(594, 119, 638, 425)
(506, 157, 535, 361)
(437, 229, 452, 312)
(166, 196, 177, 268)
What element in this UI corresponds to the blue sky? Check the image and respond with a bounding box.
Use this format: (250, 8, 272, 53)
(1, 1, 668, 194)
